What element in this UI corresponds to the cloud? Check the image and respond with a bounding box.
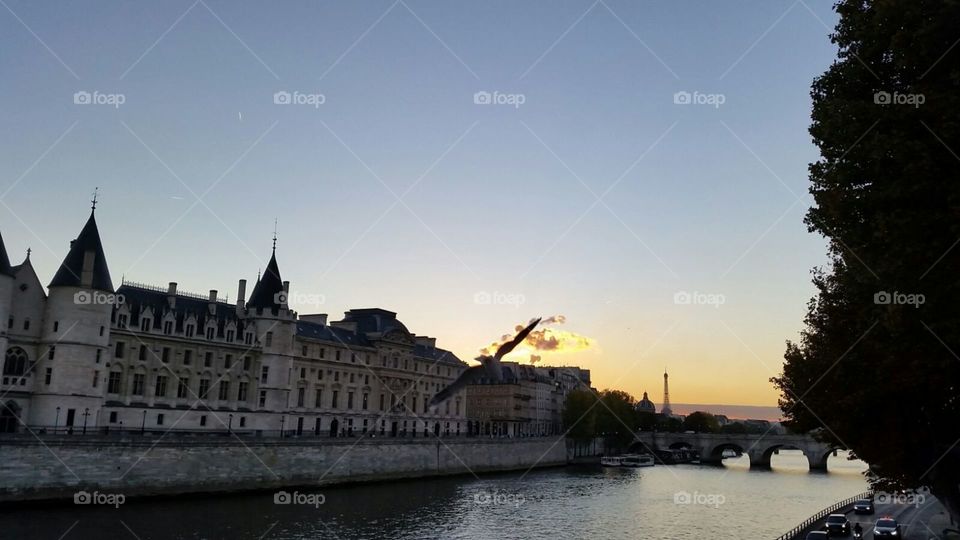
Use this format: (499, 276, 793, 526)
(480, 315, 596, 360)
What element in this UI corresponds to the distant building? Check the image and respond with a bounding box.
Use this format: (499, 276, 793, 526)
(0, 205, 468, 437)
(465, 362, 590, 437)
(635, 391, 656, 414)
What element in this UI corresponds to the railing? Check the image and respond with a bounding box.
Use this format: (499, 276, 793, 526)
(774, 490, 872, 540)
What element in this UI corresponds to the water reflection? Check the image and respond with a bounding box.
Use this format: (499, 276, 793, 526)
(1, 451, 868, 539)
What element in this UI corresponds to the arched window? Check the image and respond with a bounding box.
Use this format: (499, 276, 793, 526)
(3, 347, 29, 376)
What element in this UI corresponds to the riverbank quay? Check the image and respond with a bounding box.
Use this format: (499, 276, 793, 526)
(0, 434, 569, 503)
(775, 490, 957, 540)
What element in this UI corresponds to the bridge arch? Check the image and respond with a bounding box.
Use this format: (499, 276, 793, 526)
(702, 442, 746, 465)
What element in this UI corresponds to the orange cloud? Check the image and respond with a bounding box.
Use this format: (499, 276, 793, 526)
(480, 315, 596, 362)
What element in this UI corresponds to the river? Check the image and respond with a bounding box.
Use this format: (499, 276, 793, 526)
(1, 450, 868, 539)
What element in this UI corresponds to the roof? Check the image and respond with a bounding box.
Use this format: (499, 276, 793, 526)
(247, 249, 284, 310)
(49, 210, 114, 291)
(116, 284, 246, 337)
(296, 318, 464, 366)
(0, 230, 14, 277)
(340, 308, 410, 336)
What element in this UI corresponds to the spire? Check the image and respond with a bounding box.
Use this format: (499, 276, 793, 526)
(49, 207, 114, 291)
(0, 230, 15, 277)
(661, 368, 672, 416)
(247, 243, 284, 310)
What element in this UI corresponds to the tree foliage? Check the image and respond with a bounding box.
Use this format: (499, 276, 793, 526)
(680, 411, 719, 433)
(771, 0, 960, 522)
(562, 389, 598, 441)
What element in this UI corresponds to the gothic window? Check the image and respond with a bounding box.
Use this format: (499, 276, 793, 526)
(3, 347, 28, 376)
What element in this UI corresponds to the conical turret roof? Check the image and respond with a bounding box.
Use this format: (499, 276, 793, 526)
(49, 210, 114, 291)
(247, 248, 284, 310)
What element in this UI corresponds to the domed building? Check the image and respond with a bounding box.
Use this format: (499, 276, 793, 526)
(635, 391, 656, 414)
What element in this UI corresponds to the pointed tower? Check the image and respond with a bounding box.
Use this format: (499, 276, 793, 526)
(661, 369, 672, 416)
(243, 231, 296, 423)
(0, 230, 17, 369)
(33, 202, 115, 429)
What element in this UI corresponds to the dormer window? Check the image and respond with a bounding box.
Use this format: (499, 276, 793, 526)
(117, 314, 128, 328)
(206, 327, 214, 340)
(226, 330, 234, 342)
(244, 332, 252, 345)
(163, 321, 173, 335)
(186, 324, 194, 338)
(140, 318, 150, 332)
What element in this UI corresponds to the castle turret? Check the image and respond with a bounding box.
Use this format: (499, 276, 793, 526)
(32, 205, 115, 430)
(244, 238, 296, 425)
(0, 231, 17, 361)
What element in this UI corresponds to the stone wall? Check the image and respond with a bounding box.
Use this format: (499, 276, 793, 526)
(0, 436, 568, 502)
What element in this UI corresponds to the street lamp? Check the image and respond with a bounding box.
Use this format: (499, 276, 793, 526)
(81, 408, 89, 435)
(280, 415, 285, 438)
(54, 407, 61, 433)
(228, 414, 233, 434)
(140, 410, 146, 434)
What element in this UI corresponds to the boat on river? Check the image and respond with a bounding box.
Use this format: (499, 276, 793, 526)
(601, 454, 655, 467)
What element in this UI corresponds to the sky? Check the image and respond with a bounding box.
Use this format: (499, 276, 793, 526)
(0, 0, 840, 409)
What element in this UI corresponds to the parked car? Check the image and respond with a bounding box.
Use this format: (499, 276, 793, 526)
(853, 499, 874, 514)
(873, 517, 902, 537)
(806, 532, 830, 540)
(823, 513, 851, 536)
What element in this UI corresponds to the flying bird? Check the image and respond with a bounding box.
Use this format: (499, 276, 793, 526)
(429, 317, 541, 408)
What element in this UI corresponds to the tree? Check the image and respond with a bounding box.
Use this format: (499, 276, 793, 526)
(655, 415, 682, 433)
(681, 411, 719, 434)
(720, 422, 748, 435)
(562, 389, 598, 441)
(595, 390, 639, 449)
(771, 0, 960, 522)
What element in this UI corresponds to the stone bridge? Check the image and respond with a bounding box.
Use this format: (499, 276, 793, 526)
(632, 431, 839, 471)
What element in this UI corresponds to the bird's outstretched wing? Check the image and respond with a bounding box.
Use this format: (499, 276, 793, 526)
(494, 317, 541, 360)
(429, 364, 485, 407)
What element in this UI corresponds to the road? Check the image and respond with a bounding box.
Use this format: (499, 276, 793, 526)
(803, 494, 954, 539)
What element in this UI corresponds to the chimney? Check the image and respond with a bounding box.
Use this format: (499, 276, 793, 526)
(80, 250, 95, 288)
(300, 314, 328, 325)
(236, 279, 247, 313)
(208, 289, 217, 316)
(167, 282, 177, 309)
(209, 289, 217, 302)
(281, 281, 290, 308)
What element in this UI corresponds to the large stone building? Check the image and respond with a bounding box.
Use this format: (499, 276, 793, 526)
(0, 207, 468, 437)
(465, 362, 590, 437)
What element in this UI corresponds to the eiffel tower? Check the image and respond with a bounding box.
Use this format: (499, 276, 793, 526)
(661, 368, 673, 416)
